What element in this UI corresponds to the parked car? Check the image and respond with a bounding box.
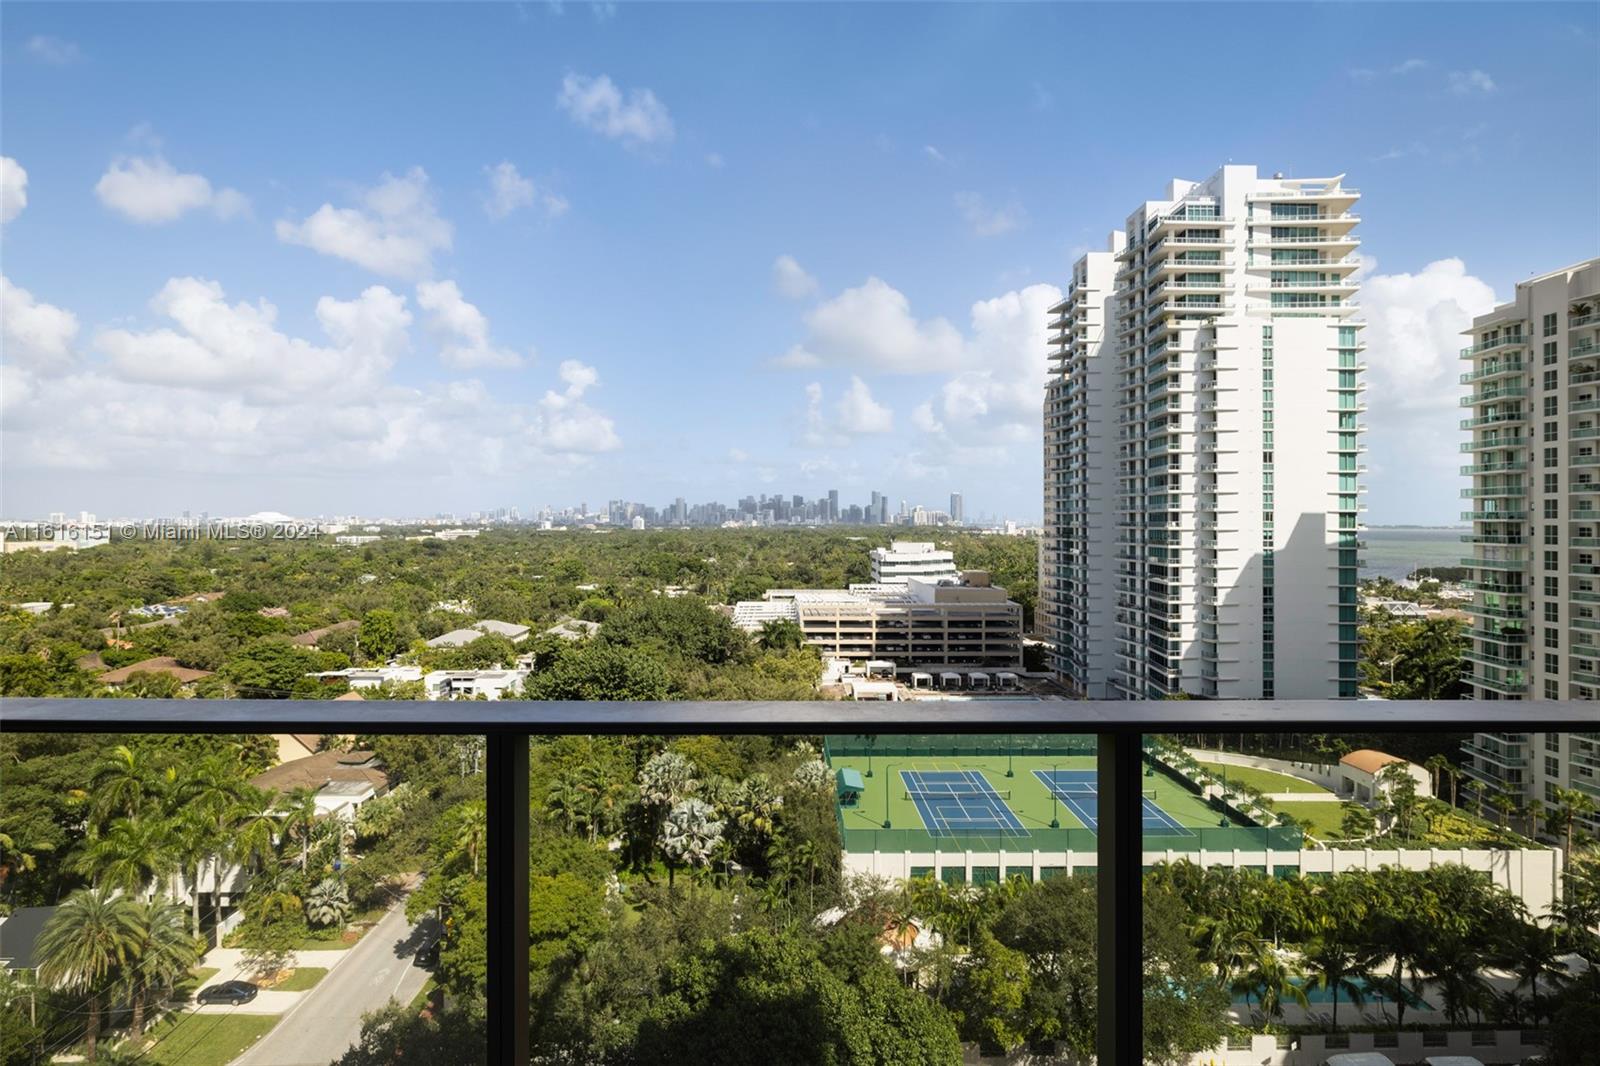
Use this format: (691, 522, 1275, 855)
(415, 940, 439, 968)
(197, 980, 258, 1006)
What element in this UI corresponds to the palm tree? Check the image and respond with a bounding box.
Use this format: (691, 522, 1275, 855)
(167, 809, 217, 938)
(448, 800, 487, 878)
(1525, 799, 1546, 842)
(35, 886, 140, 1062)
(1424, 933, 1492, 1025)
(1301, 878, 1374, 1032)
(89, 745, 159, 823)
(1197, 918, 1260, 991)
(732, 773, 783, 846)
(546, 773, 588, 837)
(228, 788, 282, 874)
(638, 751, 697, 810)
(223, 787, 282, 948)
(304, 878, 352, 930)
(1303, 935, 1371, 1032)
(176, 756, 243, 934)
(75, 816, 176, 900)
(1552, 787, 1599, 859)
(659, 798, 724, 886)
(123, 897, 197, 1036)
(1491, 792, 1517, 831)
(277, 787, 320, 873)
(1498, 921, 1570, 1024)
(578, 764, 631, 842)
(0, 828, 52, 889)
(1231, 939, 1308, 1021)
(1424, 754, 1450, 801)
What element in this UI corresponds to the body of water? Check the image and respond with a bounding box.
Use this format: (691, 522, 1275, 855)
(1360, 527, 1467, 582)
(1233, 975, 1432, 1009)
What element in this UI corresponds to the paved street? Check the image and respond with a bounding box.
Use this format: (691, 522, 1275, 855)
(228, 900, 436, 1066)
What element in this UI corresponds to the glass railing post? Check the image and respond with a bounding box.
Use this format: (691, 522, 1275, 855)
(487, 732, 529, 1064)
(1096, 727, 1143, 1064)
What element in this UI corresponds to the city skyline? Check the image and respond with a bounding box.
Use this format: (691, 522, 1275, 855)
(2, 5, 1598, 522)
(1, 483, 1000, 527)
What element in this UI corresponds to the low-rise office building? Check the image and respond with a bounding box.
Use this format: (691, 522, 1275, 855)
(737, 572, 1022, 671)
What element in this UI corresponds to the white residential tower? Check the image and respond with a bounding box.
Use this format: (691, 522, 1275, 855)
(1043, 165, 1364, 699)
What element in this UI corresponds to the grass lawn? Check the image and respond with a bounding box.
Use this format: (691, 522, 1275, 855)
(1195, 760, 1330, 795)
(137, 1012, 280, 1066)
(273, 966, 328, 992)
(290, 931, 359, 951)
(1272, 800, 1348, 839)
(409, 977, 437, 1011)
(174, 967, 219, 999)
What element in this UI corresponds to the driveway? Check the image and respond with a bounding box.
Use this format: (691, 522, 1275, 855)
(227, 901, 438, 1065)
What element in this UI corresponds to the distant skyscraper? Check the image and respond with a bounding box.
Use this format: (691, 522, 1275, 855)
(949, 492, 964, 525)
(828, 488, 840, 522)
(1042, 164, 1363, 700)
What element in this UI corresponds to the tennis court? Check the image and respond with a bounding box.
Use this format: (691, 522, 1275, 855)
(900, 769, 1029, 838)
(1033, 769, 1193, 837)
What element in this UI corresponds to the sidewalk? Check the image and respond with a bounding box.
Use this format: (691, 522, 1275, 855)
(191, 946, 356, 1015)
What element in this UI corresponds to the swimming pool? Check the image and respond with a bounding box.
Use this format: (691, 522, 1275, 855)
(1232, 976, 1432, 1010)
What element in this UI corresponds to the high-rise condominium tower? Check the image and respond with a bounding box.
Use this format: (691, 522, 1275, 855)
(1043, 165, 1363, 699)
(950, 492, 964, 524)
(1458, 258, 1600, 831)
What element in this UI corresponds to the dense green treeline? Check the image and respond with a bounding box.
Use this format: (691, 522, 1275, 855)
(0, 529, 1037, 700)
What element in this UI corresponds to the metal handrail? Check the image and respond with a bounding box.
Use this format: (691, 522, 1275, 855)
(3, 697, 1593, 1064)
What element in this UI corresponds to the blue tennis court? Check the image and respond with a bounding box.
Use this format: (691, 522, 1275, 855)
(1032, 769, 1194, 837)
(901, 770, 1029, 838)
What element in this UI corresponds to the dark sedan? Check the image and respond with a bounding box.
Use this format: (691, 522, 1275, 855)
(197, 980, 258, 1006)
(415, 940, 439, 968)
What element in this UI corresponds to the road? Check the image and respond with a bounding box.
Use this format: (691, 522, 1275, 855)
(231, 900, 437, 1066)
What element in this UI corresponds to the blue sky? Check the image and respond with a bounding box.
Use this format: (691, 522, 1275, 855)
(2, 2, 1596, 523)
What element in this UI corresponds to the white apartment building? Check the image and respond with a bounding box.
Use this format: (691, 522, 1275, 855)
(1043, 165, 1364, 699)
(869, 540, 958, 583)
(1458, 258, 1600, 835)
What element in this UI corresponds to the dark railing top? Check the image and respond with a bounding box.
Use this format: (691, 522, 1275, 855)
(3, 697, 1594, 734)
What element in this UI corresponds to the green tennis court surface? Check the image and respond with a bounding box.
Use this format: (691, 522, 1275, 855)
(832, 754, 1246, 839)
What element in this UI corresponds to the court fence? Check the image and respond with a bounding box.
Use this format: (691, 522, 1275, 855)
(833, 823, 1307, 855)
(824, 733, 1101, 759)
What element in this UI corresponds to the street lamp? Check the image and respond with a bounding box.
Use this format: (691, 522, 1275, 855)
(883, 762, 893, 829)
(1050, 763, 1060, 828)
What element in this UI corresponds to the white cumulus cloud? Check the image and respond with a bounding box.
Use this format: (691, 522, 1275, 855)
(482, 161, 568, 220)
(1, 275, 80, 372)
(94, 278, 410, 403)
(1, 157, 27, 224)
(835, 376, 894, 434)
(276, 167, 453, 279)
(3, 279, 625, 488)
(557, 72, 675, 147)
(802, 378, 894, 446)
(94, 155, 248, 225)
(772, 255, 819, 300)
(537, 359, 621, 452)
(415, 280, 523, 369)
(1448, 69, 1497, 95)
(1353, 256, 1498, 524)
(776, 277, 965, 374)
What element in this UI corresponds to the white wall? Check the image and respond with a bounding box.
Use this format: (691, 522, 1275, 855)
(845, 845, 1562, 919)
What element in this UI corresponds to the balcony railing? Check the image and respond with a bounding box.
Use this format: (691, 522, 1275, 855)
(4, 697, 1593, 1064)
